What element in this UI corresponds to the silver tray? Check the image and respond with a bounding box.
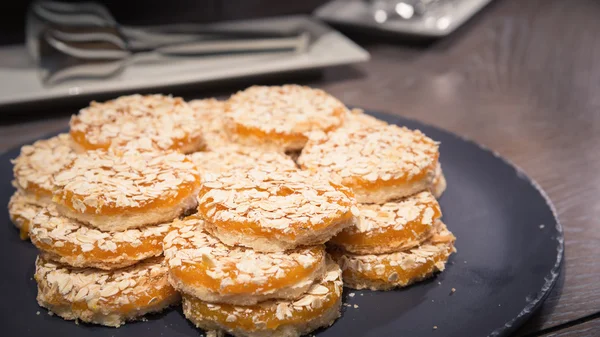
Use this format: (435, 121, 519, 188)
(0, 15, 369, 108)
(314, 0, 493, 38)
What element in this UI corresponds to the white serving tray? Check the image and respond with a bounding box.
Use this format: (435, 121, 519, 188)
(0, 15, 369, 108)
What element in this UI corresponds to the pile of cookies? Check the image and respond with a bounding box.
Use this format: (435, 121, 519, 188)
(298, 120, 456, 291)
(8, 85, 455, 336)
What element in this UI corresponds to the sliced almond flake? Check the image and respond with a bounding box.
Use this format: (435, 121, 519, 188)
(307, 284, 329, 296)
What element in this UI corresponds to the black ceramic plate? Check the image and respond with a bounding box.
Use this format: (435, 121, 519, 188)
(0, 111, 563, 337)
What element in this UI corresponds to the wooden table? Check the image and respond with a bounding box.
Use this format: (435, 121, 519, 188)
(1, 0, 598, 335)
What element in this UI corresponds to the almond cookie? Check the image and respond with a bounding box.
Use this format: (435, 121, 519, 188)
(35, 256, 180, 327)
(330, 221, 456, 291)
(30, 204, 174, 270)
(299, 124, 439, 203)
(329, 191, 441, 254)
(197, 169, 358, 252)
(8, 191, 42, 239)
(11, 133, 75, 206)
(52, 150, 201, 232)
(182, 258, 343, 337)
(70, 94, 205, 153)
(224, 85, 347, 151)
(164, 216, 326, 305)
(188, 145, 297, 177)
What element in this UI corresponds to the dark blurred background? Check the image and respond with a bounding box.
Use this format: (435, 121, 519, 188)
(0, 0, 329, 45)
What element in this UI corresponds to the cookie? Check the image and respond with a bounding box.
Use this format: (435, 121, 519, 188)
(164, 216, 326, 305)
(30, 204, 175, 270)
(8, 191, 42, 239)
(35, 256, 179, 327)
(70, 94, 205, 153)
(182, 258, 343, 337)
(330, 221, 455, 291)
(197, 169, 358, 252)
(11, 133, 75, 206)
(299, 124, 439, 203)
(329, 191, 441, 254)
(224, 85, 347, 151)
(52, 150, 200, 231)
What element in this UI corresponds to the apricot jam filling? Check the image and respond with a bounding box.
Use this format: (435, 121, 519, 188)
(49, 281, 178, 314)
(332, 222, 456, 287)
(229, 111, 344, 143)
(340, 245, 452, 284)
(197, 170, 357, 241)
(182, 261, 342, 332)
(35, 256, 176, 318)
(183, 282, 338, 331)
(17, 217, 30, 240)
(331, 194, 442, 251)
(199, 206, 355, 241)
(71, 129, 202, 152)
(34, 237, 161, 263)
(343, 161, 438, 190)
(164, 219, 327, 296)
(56, 179, 199, 215)
(169, 248, 324, 295)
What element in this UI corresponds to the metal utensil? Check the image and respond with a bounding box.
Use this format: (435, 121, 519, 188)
(39, 27, 309, 85)
(27, 1, 310, 84)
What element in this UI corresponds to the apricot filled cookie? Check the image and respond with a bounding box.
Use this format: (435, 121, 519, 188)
(8, 191, 42, 239)
(330, 221, 456, 291)
(188, 145, 297, 177)
(35, 256, 179, 327)
(52, 149, 200, 232)
(197, 169, 359, 252)
(164, 216, 326, 305)
(11, 133, 75, 206)
(329, 191, 441, 254)
(224, 85, 347, 151)
(70, 94, 205, 153)
(182, 259, 343, 337)
(299, 124, 439, 204)
(30, 205, 174, 270)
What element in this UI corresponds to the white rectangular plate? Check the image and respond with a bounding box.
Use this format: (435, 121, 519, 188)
(0, 15, 369, 108)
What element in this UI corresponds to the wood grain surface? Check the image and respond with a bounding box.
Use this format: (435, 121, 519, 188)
(540, 318, 600, 337)
(1, 0, 599, 336)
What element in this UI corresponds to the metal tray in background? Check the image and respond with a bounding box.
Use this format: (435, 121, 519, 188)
(315, 0, 493, 38)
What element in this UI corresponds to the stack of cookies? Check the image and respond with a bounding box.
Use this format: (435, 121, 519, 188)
(7, 84, 456, 335)
(163, 169, 354, 337)
(163, 86, 359, 337)
(9, 95, 207, 327)
(298, 120, 456, 291)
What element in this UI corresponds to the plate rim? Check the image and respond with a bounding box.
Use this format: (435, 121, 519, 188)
(367, 110, 565, 337)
